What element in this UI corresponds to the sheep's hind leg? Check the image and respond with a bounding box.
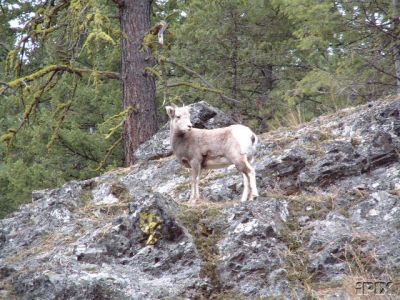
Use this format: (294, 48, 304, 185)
(240, 173, 250, 202)
(234, 156, 251, 202)
(248, 165, 259, 200)
(234, 155, 258, 202)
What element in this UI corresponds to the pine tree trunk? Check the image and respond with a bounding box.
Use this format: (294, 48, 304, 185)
(393, 0, 400, 94)
(120, 0, 157, 165)
(259, 65, 274, 103)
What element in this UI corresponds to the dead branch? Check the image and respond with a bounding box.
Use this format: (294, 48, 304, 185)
(164, 58, 241, 104)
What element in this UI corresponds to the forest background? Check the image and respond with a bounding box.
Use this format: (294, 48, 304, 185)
(0, 0, 399, 217)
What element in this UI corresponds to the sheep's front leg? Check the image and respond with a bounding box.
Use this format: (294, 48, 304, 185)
(189, 161, 201, 203)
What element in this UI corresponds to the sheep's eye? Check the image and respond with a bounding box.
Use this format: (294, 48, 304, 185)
(176, 116, 181, 119)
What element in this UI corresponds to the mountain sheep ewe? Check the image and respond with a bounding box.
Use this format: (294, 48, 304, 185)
(166, 104, 258, 203)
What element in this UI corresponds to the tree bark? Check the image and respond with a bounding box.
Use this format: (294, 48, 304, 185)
(120, 0, 157, 165)
(230, 10, 239, 100)
(393, 0, 400, 94)
(259, 65, 274, 103)
(257, 64, 274, 131)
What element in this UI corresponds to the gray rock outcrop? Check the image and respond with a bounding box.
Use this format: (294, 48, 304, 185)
(1, 98, 400, 299)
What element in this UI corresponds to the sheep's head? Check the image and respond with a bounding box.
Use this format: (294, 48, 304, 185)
(166, 105, 193, 133)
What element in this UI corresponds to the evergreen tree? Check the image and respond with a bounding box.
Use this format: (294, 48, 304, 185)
(166, 0, 300, 128)
(276, 0, 397, 119)
(0, 0, 133, 216)
(164, 0, 398, 125)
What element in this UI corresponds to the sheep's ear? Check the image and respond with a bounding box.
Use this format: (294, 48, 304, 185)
(165, 106, 175, 118)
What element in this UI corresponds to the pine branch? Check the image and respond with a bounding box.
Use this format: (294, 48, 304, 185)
(58, 134, 100, 163)
(0, 65, 120, 95)
(95, 136, 123, 171)
(0, 71, 59, 147)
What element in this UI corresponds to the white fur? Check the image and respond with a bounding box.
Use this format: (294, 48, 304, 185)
(230, 124, 258, 156)
(166, 105, 259, 203)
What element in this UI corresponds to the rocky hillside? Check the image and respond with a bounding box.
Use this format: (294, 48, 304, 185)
(1, 99, 400, 299)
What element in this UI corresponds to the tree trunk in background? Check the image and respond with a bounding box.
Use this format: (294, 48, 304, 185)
(393, 0, 400, 94)
(257, 65, 274, 132)
(259, 65, 274, 103)
(230, 10, 239, 100)
(120, 0, 157, 165)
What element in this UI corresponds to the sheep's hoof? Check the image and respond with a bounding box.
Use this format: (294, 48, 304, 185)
(188, 198, 200, 205)
(248, 194, 258, 201)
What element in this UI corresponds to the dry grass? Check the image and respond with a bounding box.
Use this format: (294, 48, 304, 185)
(77, 181, 131, 221)
(274, 190, 337, 222)
(77, 194, 130, 223)
(104, 166, 132, 175)
(177, 202, 234, 299)
(179, 200, 236, 211)
(306, 228, 399, 299)
(79, 202, 129, 220)
(258, 131, 298, 151)
(5, 231, 76, 265)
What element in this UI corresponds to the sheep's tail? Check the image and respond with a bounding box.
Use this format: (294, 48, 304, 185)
(248, 132, 258, 163)
(251, 133, 258, 147)
(231, 125, 258, 162)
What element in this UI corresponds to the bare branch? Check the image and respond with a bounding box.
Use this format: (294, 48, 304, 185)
(0, 81, 11, 91)
(164, 58, 241, 104)
(110, 0, 124, 7)
(165, 82, 240, 104)
(358, 55, 400, 81)
(164, 58, 214, 88)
